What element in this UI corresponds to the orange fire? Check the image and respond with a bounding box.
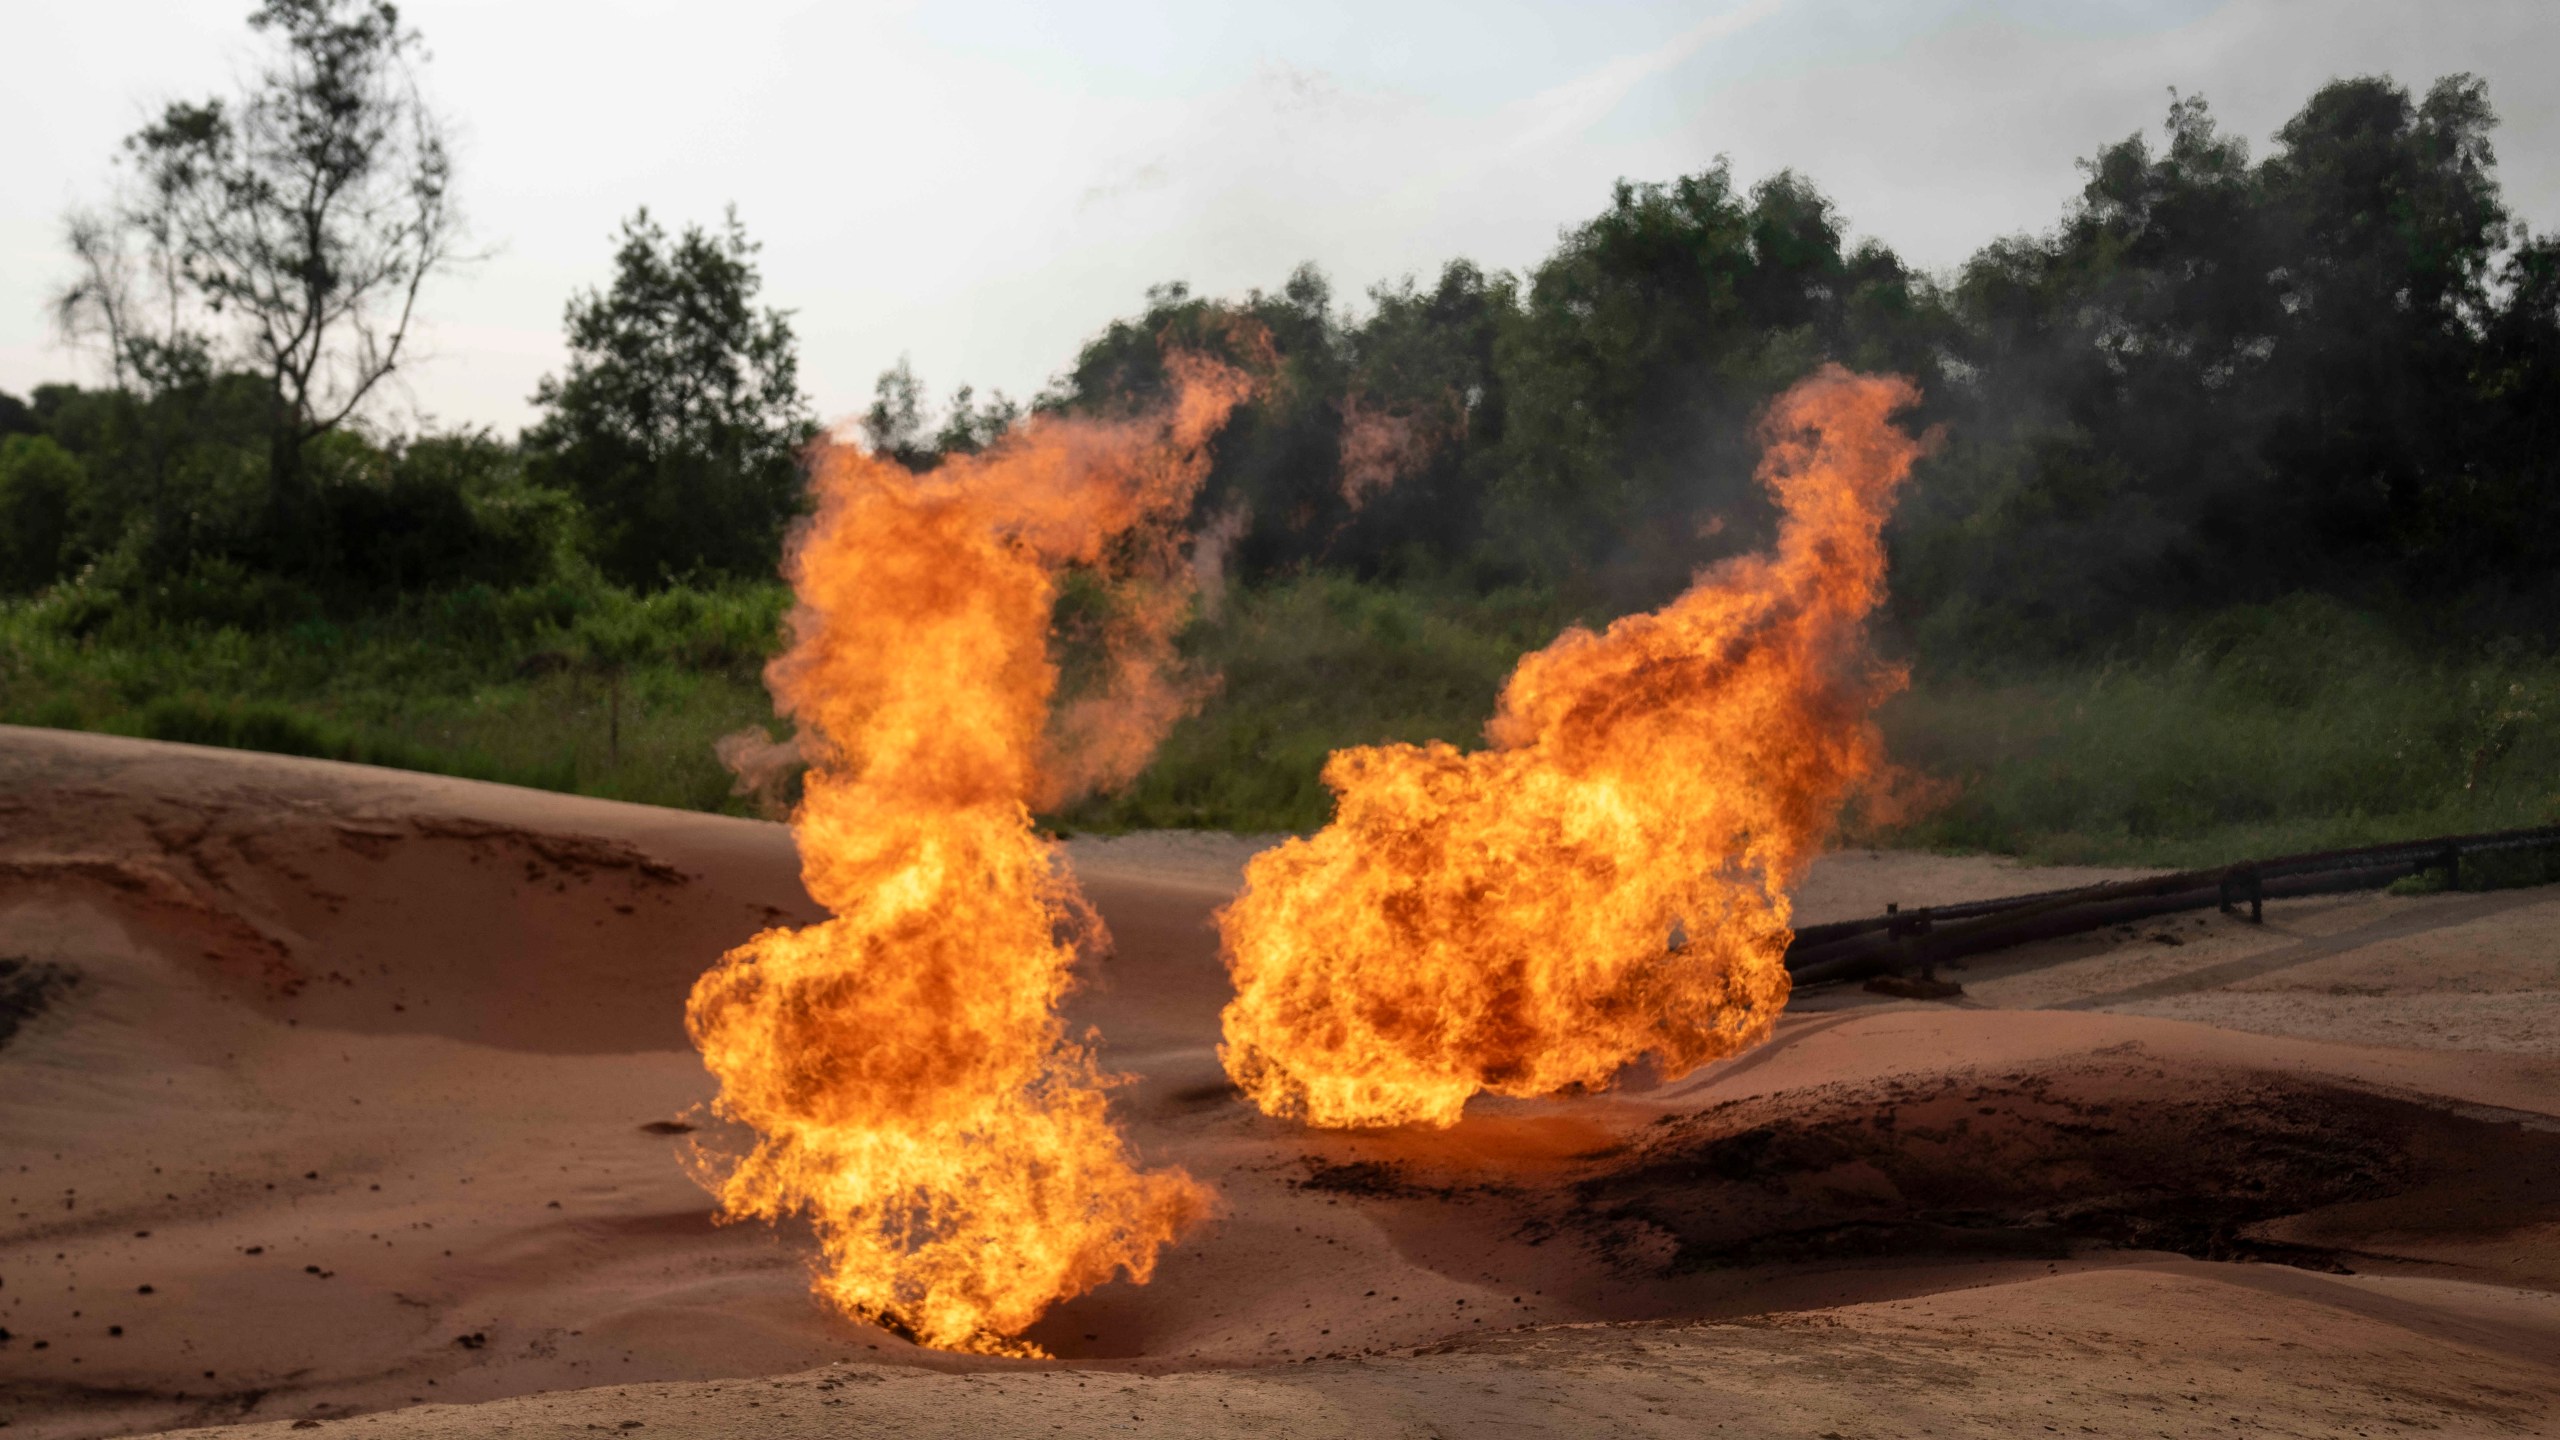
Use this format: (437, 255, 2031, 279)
(1218, 366, 1926, 1129)
(685, 355, 1250, 1352)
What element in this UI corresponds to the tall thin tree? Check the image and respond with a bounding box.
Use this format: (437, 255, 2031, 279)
(56, 0, 464, 566)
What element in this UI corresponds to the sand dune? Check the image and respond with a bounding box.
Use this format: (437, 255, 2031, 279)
(1, 725, 2553, 1438)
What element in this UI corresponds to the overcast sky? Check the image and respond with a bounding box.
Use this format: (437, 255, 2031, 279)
(6, 0, 2556, 435)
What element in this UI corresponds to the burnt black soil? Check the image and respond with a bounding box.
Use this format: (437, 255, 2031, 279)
(1298, 1159, 1414, 1197)
(0, 955, 78, 1051)
(1556, 1058, 2560, 1277)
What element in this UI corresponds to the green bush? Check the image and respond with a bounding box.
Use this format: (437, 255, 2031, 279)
(314, 430, 569, 596)
(120, 556, 329, 632)
(0, 435, 85, 593)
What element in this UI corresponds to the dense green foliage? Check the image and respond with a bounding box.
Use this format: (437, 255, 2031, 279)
(11, 28, 2559, 868)
(24, 69, 2554, 638)
(1903, 81, 2560, 652)
(992, 76, 2560, 643)
(0, 378, 570, 611)
(526, 209, 816, 587)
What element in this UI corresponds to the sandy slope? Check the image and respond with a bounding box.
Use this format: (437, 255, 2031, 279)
(0, 725, 2553, 1438)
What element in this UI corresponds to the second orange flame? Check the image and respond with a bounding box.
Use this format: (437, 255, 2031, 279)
(1218, 366, 1927, 1129)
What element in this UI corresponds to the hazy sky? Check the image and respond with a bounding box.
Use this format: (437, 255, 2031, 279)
(6, 0, 2556, 435)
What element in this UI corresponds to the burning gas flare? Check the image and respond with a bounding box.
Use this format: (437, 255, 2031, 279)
(1219, 366, 1925, 1129)
(686, 356, 1250, 1352)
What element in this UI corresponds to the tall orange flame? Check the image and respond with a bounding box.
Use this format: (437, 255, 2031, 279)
(1218, 366, 1925, 1129)
(686, 356, 1249, 1352)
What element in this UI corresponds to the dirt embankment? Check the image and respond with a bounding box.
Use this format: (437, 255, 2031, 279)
(1, 725, 2554, 1439)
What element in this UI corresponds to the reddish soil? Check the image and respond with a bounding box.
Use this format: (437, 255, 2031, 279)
(1, 726, 2552, 1438)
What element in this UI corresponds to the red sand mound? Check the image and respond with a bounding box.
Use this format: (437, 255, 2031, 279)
(1, 726, 2554, 1438)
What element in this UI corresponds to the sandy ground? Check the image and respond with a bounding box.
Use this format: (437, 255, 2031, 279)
(0, 724, 2553, 1439)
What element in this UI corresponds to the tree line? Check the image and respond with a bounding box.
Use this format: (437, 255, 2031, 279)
(5, 0, 2556, 662)
(1022, 73, 2560, 655)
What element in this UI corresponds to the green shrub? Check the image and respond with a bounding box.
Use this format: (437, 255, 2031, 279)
(0, 435, 83, 593)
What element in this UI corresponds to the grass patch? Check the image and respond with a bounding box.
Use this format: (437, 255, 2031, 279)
(4, 576, 2553, 879)
(0, 576, 788, 813)
(1053, 575, 1579, 833)
(1068, 585, 2560, 873)
(1879, 596, 2560, 867)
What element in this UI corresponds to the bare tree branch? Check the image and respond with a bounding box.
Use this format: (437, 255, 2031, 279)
(59, 0, 465, 487)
